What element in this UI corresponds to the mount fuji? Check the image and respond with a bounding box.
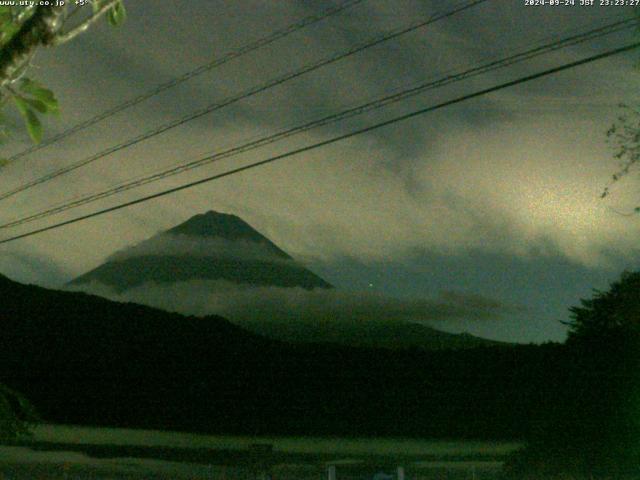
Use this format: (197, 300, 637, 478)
(69, 210, 332, 291)
(69, 210, 502, 350)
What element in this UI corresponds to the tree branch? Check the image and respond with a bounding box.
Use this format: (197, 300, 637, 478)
(0, 5, 65, 86)
(14, 5, 37, 27)
(52, 0, 120, 46)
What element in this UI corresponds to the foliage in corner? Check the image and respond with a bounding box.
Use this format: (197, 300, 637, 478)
(0, 0, 125, 156)
(601, 104, 640, 206)
(565, 269, 640, 341)
(600, 8, 640, 208)
(0, 383, 40, 442)
(106, 0, 126, 27)
(505, 270, 640, 478)
(9, 78, 59, 144)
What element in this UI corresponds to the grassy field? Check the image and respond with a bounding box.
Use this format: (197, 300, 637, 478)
(0, 424, 522, 479)
(27, 424, 521, 457)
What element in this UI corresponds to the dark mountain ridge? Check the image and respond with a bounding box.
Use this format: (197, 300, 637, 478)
(0, 273, 563, 439)
(241, 316, 504, 350)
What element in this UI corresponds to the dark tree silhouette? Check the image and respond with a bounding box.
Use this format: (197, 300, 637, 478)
(506, 270, 640, 478)
(565, 270, 640, 341)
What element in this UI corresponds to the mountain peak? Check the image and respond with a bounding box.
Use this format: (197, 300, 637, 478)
(167, 210, 269, 243)
(70, 210, 333, 291)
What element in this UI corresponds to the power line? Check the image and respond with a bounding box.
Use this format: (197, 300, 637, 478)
(0, 0, 489, 202)
(1, 40, 637, 245)
(1, 16, 633, 230)
(4, 0, 366, 163)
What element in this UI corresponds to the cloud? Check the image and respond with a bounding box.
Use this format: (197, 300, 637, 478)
(68, 279, 523, 330)
(437, 290, 526, 317)
(2, 0, 639, 286)
(0, 249, 70, 288)
(106, 233, 298, 266)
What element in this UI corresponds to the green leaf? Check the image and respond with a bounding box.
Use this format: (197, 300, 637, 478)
(12, 94, 29, 116)
(13, 96, 42, 143)
(0, 7, 12, 26)
(107, 1, 126, 27)
(0, 11, 12, 25)
(24, 109, 42, 143)
(23, 97, 47, 114)
(0, 113, 11, 144)
(0, 23, 19, 47)
(18, 79, 59, 115)
(19, 79, 58, 107)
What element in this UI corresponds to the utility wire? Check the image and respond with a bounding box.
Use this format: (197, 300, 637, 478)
(0, 0, 488, 202)
(4, 0, 366, 162)
(0, 16, 633, 230)
(1, 40, 638, 245)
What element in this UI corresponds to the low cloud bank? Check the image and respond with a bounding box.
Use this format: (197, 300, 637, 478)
(68, 280, 524, 328)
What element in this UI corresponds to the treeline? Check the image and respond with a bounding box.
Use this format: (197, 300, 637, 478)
(1, 274, 565, 440)
(505, 271, 640, 478)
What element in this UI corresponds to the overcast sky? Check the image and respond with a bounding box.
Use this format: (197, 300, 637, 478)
(1, 0, 640, 342)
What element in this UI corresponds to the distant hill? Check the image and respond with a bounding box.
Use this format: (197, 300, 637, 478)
(242, 317, 503, 351)
(68, 210, 501, 351)
(0, 273, 561, 439)
(69, 211, 332, 291)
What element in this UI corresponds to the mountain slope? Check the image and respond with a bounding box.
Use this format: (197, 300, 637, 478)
(69, 211, 332, 291)
(68, 210, 503, 351)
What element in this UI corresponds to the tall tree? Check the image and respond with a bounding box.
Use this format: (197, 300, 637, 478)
(506, 271, 640, 478)
(565, 269, 640, 340)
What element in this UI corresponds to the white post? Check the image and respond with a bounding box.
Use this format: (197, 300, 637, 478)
(396, 466, 405, 480)
(327, 464, 337, 480)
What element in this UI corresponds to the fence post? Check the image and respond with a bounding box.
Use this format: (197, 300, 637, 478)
(327, 464, 337, 480)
